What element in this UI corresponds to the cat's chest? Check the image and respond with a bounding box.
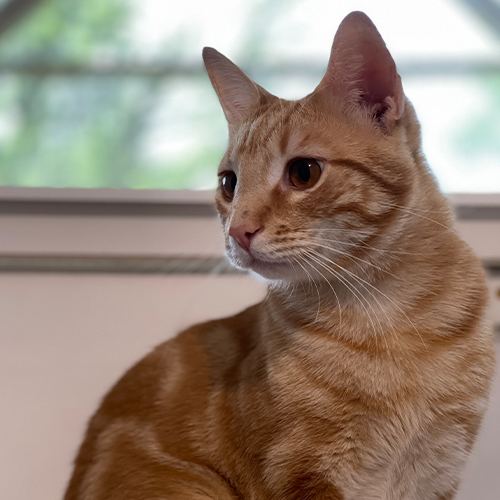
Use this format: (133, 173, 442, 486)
(269, 333, 428, 410)
(254, 337, 460, 499)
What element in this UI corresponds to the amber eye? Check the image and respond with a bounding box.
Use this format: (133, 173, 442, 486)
(288, 158, 321, 189)
(221, 171, 237, 201)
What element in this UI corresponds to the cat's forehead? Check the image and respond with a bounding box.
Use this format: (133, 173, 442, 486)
(226, 99, 328, 183)
(225, 96, 359, 187)
(222, 101, 284, 184)
(233, 100, 299, 154)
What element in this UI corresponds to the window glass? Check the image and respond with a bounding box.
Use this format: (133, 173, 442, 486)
(0, 0, 498, 192)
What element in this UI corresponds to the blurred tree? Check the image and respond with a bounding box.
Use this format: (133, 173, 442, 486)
(0, 0, 208, 189)
(0, 0, 496, 190)
(453, 75, 500, 169)
(0, 0, 157, 188)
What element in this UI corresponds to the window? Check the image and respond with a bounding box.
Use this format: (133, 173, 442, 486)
(0, 0, 498, 191)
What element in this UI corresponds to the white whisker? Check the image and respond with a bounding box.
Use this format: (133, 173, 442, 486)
(307, 235, 438, 296)
(309, 250, 396, 353)
(380, 201, 453, 215)
(306, 246, 428, 354)
(300, 229, 428, 257)
(283, 256, 298, 302)
(306, 237, 415, 287)
(301, 250, 381, 343)
(297, 253, 343, 330)
(379, 201, 457, 236)
(292, 255, 321, 323)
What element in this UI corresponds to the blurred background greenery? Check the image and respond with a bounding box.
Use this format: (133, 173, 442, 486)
(0, 0, 498, 192)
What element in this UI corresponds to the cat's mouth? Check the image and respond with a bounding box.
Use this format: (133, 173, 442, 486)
(228, 247, 295, 280)
(250, 257, 295, 280)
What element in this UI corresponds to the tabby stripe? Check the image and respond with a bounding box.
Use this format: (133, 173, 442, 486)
(258, 103, 297, 148)
(437, 488, 458, 500)
(331, 158, 408, 197)
(241, 102, 297, 155)
(248, 113, 279, 152)
(239, 114, 267, 154)
(236, 124, 252, 152)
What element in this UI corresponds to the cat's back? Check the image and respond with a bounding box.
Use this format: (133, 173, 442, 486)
(64, 303, 264, 500)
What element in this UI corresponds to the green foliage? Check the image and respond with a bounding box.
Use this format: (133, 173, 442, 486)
(0, 0, 224, 189)
(0, 0, 128, 61)
(453, 76, 500, 167)
(0, 0, 496, 190)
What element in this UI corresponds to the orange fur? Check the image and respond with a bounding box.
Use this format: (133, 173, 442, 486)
(65, 12, 495, 500)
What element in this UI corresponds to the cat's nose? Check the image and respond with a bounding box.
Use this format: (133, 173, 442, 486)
(228, 223, 262, 252)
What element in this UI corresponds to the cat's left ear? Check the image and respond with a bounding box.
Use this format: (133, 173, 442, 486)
(203, 47, 263, 125)
(317, 11, 404, 128)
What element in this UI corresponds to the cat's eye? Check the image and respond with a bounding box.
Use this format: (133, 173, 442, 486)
(220, 171, 237, 201)
(288, 158, 321, 189)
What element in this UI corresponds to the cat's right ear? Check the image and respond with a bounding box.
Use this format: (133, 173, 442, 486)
(203, 47, 261, 125)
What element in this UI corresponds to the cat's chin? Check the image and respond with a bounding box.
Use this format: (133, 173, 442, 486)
(228, 252, 295, 281)
(249, 258, 295, 281)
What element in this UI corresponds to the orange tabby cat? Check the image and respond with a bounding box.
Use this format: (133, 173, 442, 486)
(64, 12, 495, 500)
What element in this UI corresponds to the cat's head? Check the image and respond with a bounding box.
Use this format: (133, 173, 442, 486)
(203, 11, 435, 285)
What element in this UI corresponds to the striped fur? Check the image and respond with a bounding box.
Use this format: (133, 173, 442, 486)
(65, 12, 495, 500)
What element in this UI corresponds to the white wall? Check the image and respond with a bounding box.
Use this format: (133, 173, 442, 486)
(0, 272, 266, 500)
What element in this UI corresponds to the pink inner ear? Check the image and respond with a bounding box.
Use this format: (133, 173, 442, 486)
(357, 38, 400, 119)
(203, 47, 262, 125)
(319, 12, 404, 123)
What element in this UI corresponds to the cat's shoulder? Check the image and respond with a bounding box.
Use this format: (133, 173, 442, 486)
(157, 301, 265, 382)
(102, 302, 264, 404)
(170, 301, 264, 352)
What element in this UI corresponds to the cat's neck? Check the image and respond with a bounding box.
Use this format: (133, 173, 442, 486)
(265, 267, 406, 344)
(262, 205, 464, 350)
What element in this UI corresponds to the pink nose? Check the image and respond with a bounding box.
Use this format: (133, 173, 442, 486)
(228, 223, 262, 252)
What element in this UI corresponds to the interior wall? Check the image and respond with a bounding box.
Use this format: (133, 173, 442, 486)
(0, 273, 266, 500)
